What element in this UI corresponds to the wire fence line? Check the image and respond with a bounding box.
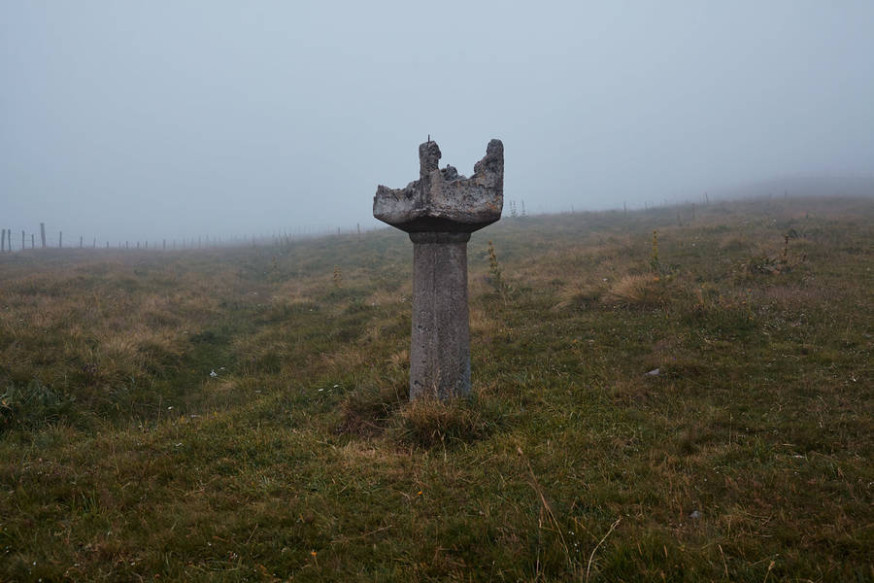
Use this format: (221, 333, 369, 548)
(0, 222, 378, 254)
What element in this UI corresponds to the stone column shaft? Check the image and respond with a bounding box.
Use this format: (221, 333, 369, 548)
(409, 232, 471, 400)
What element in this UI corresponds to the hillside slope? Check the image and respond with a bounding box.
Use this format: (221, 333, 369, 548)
(1, 196, 872, 581)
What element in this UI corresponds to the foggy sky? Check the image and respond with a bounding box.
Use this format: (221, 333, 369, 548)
(2, 1, 873, 245)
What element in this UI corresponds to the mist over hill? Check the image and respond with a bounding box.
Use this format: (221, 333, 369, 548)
(710, 175, 874, 202)
(2, 3, 872, 243)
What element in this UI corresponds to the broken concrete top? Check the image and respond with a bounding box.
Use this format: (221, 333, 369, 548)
(373, 139, 504, 233)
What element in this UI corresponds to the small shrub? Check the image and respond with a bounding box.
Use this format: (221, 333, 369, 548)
(487, 240, 511, 300)
(650, 230, 660, 273)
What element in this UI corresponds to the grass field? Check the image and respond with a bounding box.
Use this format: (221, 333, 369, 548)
(1, 195, 872, 581)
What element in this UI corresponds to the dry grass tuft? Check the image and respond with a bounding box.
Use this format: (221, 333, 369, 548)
(389, 349, 409, 371)
(470, 305, 500, 336)
(553, 280, 606, 311)
(602, 274, 671, 308)
(392, 396, 494, 448)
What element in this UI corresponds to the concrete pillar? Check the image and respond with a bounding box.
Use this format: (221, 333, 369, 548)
(409, 231, 472, 400)
(374, 139, 503, 400)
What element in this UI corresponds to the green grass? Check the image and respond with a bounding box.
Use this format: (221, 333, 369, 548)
(1, 195, 873, 581)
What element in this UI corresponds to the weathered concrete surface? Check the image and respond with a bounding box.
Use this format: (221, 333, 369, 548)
(373, 139, 503, 400)
(409, 231, 472, 400)
(374, 139, 504, 234)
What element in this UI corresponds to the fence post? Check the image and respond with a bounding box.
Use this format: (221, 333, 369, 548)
(40, 223, 46, 248)
(59, 232, 63, 248)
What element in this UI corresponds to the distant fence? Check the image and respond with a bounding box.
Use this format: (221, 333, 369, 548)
(0, 223, 377, 254)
